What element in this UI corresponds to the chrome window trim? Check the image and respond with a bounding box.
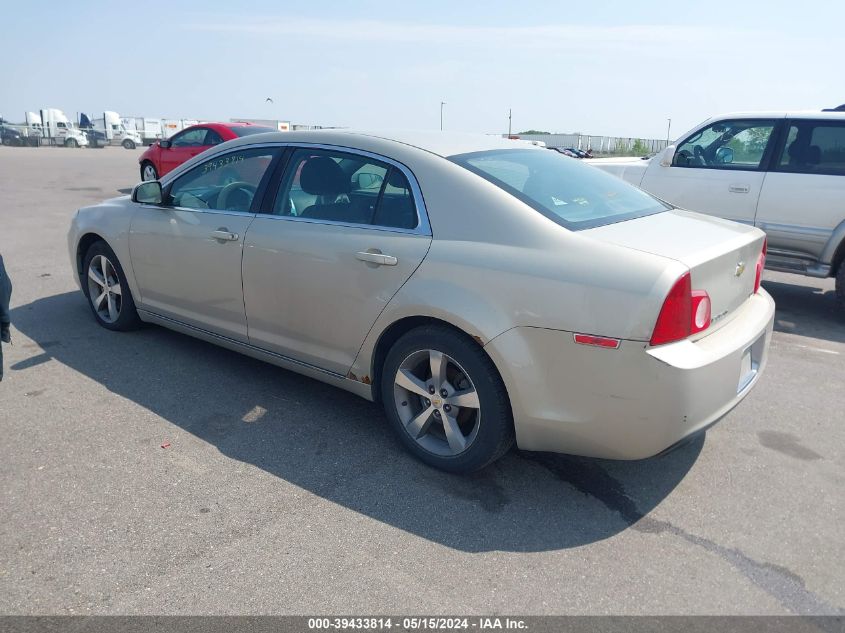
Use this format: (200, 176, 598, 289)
(138, 204, 257, 219)
(155, 141, 432, 236)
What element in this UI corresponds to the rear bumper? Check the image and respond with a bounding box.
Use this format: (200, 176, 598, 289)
(485, 290, 775, 460)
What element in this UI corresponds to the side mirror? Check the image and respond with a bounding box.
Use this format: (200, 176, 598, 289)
(160, 139, 171, 149)
(715, 147, 734, 164)
(132, 181, 163, 205)
(659, 145, 676, 167)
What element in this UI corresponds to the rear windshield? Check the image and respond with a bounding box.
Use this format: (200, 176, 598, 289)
(230, 126, 277, 137)
(450, 149, 670, 230)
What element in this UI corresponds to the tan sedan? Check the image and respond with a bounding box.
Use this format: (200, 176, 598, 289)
(68, 131, 774, 472)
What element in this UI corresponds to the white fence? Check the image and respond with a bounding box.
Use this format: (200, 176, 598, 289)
(507, 133, 670, 155)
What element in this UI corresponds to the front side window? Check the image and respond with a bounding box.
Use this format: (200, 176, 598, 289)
(674, 119, 777, 170)
(776, 121, 845, 175)
(271, 148, 418, 229)
(166, 148, 278, 212)
(171, 128, 207, 148)
(450, 149, 668, 230)
(205, 129, 224, 145)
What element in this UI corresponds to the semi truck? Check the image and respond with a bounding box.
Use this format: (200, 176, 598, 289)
(29, 109, 88, 147)
(82, 112, 143, 149)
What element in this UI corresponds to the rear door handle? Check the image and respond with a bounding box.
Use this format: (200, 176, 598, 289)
(356, 251, 398, 266)
(729, 184, 750, 193)
(211, 229, 239, 241)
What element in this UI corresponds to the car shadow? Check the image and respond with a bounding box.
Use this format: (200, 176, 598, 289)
(763, 278, 844, 343)
(10, 292, 703, 553)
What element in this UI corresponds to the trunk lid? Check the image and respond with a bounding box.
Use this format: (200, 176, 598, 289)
(583, 209, 765, 333)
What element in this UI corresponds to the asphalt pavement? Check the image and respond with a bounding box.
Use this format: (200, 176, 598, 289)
(0, 146, 842, 615)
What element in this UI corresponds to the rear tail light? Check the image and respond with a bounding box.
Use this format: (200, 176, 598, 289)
(650, 271, 712, 346)
(754, 237, 767, 294)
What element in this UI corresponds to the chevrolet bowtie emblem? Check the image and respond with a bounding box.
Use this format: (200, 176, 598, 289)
(735, 261, 746, 277)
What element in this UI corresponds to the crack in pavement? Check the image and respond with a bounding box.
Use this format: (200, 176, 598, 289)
(525, 453, 844, 616)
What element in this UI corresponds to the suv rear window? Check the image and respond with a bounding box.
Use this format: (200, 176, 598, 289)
(450, 149, 669, 230)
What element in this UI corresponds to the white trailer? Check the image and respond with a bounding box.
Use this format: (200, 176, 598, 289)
(122, 117, 162, 146)
(161, 119, 200, 138)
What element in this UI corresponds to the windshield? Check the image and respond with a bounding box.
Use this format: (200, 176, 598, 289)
(231, 126, 277, 137)
(450, 149, 669, 230)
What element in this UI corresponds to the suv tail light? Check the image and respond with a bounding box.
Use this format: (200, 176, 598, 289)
(754, 237, 767, 294)
(650, 271, 712, 346)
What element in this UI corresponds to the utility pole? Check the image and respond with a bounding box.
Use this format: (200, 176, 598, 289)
(440, 101, 446, 131)
(666, 118, 672, 145)
(508, 108, 512, 136)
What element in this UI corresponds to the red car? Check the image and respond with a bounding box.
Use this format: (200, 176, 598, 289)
(138, 122, 276, 181)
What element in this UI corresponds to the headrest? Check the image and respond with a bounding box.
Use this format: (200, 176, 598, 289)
(300, 157, 350, 196)
(387, 169, 409, 190)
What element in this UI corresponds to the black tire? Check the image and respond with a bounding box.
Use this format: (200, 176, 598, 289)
(65, 138, 78, 148)
(82, 241, 141, 331)
(140, 161, 158, 181)
(380, 324, 514, 473)
(836, 263, 845, 311)
(123, 139, 136, 150)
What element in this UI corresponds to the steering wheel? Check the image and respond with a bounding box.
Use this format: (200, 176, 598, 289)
(217, 181, 257, 211)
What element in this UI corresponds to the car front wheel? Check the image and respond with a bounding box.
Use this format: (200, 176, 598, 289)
(141, 161, 158, 181)
(82, 241, 141, 331)
(123, 139, 136, 149)
(836, 263, 845, 311)
(381, 324, 514, 473)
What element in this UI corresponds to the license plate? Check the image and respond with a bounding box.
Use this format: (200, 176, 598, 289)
(737, 339, 761, 393)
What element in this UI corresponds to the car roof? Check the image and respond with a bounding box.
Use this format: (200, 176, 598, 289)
(706, 110, 845, 121)
(210, 129, 541, 158)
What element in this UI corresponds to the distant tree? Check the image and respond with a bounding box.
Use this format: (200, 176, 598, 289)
(518, 130, 550, 135)
(631, 139, 650, 155)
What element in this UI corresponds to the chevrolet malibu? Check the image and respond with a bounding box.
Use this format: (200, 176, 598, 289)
(68, 131, 775, 473)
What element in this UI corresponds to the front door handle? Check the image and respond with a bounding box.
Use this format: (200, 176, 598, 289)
(211, 229, 239, 241)
(356, 250, 398, 266)
(728, 184, 750, 193)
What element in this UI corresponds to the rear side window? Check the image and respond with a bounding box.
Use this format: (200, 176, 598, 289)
(271, 148, 418, 230)
(776, 121, 845, 175)
(450, 149, 668, 230)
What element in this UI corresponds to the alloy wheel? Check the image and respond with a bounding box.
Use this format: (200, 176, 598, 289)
(393, 349, 481, 456)
(142, 164, 157, 181)
(87, 254, 123, 323)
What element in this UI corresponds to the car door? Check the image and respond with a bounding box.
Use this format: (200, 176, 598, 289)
(242, 146, 432, 375)
(755, 119, 845, 264)
(129, 146, 281, 341)
(640, 118, 782, 225)
(159, 127, 211, 176)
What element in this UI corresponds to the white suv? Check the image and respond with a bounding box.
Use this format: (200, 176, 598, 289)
(590, 111, 845, 308)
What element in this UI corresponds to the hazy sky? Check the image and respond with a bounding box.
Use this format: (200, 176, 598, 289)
(1, 0, 840, 139)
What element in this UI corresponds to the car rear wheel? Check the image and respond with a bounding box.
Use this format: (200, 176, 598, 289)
(123, 139, 136, 150)
(65, 138, 78, 148)
(141, 161, 158, 181)
(381, 325, 514, 473)
(82, 241, 141, 331)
